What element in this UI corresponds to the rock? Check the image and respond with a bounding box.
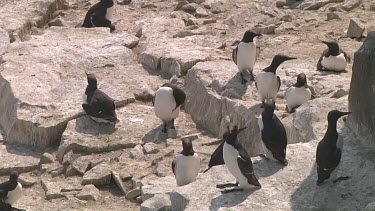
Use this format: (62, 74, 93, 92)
(117, 0, 131, 5)
(0, 27, 138, 147)
(173, 29, 213, 38)
(50, 165, 65, 177)
(155, 163, 168, 177)
(202, 18, 216, 25)
(111, 171, 127, 195)
(195, 7, 209, 17)
(175, 0, 188, 11)
(182, 3, 199, 13)
(0, 144, 40, 176)
(252, 24, 276, 35)
(0, 28, 10, 55)
(365, 202, 375, 211)
(348, 31, 375, 146)
(61, 187, 83, 192)
(210, 4, 225, 14)
(76, 185, 100, 201)
(126, 187, 141, 199)
(371, 1, 375, 11)
(180, 133, 199, 142)
(332, 88, 349, 98)
(82, 163, 112, 186)
(65, 165, 79, 177)
(276, 0, 286, 8)
(134, 88, 154, 102)
(341, 0, 361, 11)
(41, 177, 82, 200)
(143, 143, 160, 154)
(326, 12, 340, 20)
(48, 17, 65, 26)
(347, 18, 365, 38)
(72, 156, 91, 175)
(141, 194, 172, 211)
(299, 0, 337, 10)
(130, 144, 145, 159)
(280, 14, 293, 22)
(18, 174, 38, 187)
(141, 176, 176, 202)
(40, 153, 55, 164)
(168, 129, 178, 139)
(62, 150, 75, 165)
(224, 15, 237, 26)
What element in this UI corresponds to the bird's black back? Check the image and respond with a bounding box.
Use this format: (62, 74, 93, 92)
(261, 115, 288, 161)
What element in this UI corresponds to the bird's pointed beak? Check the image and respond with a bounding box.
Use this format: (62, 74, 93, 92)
(255, 33, 262, 37)
(339, 111, 352, 117)
(255, 115, 261, 119)
(286, 56, 297, 61)
(238, 127, 247, 133)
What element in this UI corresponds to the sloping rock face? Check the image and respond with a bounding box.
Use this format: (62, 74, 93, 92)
(348, 31, 375, 146)
(0, 27, 138, 147)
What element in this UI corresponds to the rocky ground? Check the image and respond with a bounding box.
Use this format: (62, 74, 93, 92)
(0, 0, 375, 210)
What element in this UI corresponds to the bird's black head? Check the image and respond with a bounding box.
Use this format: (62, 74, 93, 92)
(327, 110, 351, 124)
(262, 98, 276, 118)
(224, 126, 247, 145)
(322, 40, 340, 56)
(100, 0, 114, 7)
(181, 139, 195, 156)
(86, 73, 98, 90)
(241, 30, 262, 43)
(9, 171, 18, 181)
(294, 73, 308, 88)
(268, 54, 297, 73)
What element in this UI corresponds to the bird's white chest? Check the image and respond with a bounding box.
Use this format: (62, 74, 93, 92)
(255, 72, 278, 101)
(5, 183, 22, 206)
(236, 42, 257, 71)
(174, 153, 201, 186)
(321, 53, 347, 71)
(154, 87, 180, 122)
(223, 143, 251, 188)
(285, 87, 311, 110)
(105, 5, 114, 21)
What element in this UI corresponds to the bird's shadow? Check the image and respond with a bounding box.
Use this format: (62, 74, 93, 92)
(209, 189, 256, 211)
(74, 116, 117, 136)
(252, 157, 284, 178)
(142, 124, 167, 144)
(223, 72, 253, 99)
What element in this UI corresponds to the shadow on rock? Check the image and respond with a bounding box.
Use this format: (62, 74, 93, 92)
(209, 189, 256, 211)
(223, 72, 253, 99)
(74, 116, 117, 136)
(5, 143, 43, 159)
(252, 157, 284, 178)
(142, 125, 167, 144)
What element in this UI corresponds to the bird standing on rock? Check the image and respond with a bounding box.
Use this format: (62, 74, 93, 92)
(216, 126, 261, 194)
(232, 30, 262, 84)
(256, 99, 288, 166)
(82, 0, 116, 32)
(285, 73, 315, 113)
(0, 171, 23, 211)
(317, 40, 350, 72)
(154, 83, 186, 134)
(82, 73, 119, 124)
(316, 110, 351, 185)
(172, 139, 201, 186)
(255, 54, 297, 107)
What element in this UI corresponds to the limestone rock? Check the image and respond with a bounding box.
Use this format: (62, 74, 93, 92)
(18, 173, 38, 187)
(126, 187, 141, 199)
(332, 88, 349, 98)
(182, 3, 199, 13)
(341, 0, 361, 11)
(65, 165, 79, 177)
(111, 171, 127, 195)
(348, 31, 375, 146)
(76, 185, 100, 201)
(40, 153, 54, 164)
(347, 18, 365, 38)
(141, 176, 176, 202)
(276, 0, 286, 8)
(155, 163, 168, 177)
(48, 17, 65, 26)
(0, 143, 40, 175)
(82, 163, 112, 186)
(130, 144, 145, 159)
(41, 177, 82, 200)
(72, 156, 91, 175)
(175, 1, 189, 11)
(299, 0, 341, 10)
(210, 4, 225, 14)
(141, 194, 172, 211)
(0, 28, 9, 55)
(117, 0, 132, 5)
(252, 24, 276, 35)
(134, 88, 154, 102)
(326, 12, 340, 21)
(144, 143, 160, 154)
(195, 7, 209, 17)
(371, 1, 375, 11)
(365, 202, 375, 211)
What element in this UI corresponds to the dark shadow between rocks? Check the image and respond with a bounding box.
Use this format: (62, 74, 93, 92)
(141, 64, 172, 80)
(5, 143, 43, 159)
(209, 189, 256, 211)
(223, 72, 253, 99)
(74, 116, 117, 136)
(142, 125, 167, 144)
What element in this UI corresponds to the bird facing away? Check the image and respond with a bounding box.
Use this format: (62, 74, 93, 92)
(154, 83, 186, 133)
(316, 110, 351, 185)
(216, 126, 261, 194)
(172, 139, 201, 186)
(255, 54, 297, 107)
(256, 99, 288, 166)
(317, 41, 350, 72)
(82, 0, 116, 32)
(285, 73, 315, 113)
(232, 30, 262, 84)
(82, 73, 119, 124)
(0, 171, 23, 206)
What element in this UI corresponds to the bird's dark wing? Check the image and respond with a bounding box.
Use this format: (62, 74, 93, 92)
(233, 140, 251, 162)
(306, 85, 317, 99)
(172, 88, 186, 110)
(262, 115, 288, 164)
(232, 47, 238, 65)
(237, 157, 261, 187)
(82, 3, 100, 27)
(91, 5, 112, 28)
(317, 49, 328, 71)
(83, 90, 117, 122)
(277, 76, 281, 92)
(172, 159, 176, 176)
(340, 49, 351, 63)
(316, 140, 341, 182)
(204, 141, 225, 172)
(0, 181, 9, 199)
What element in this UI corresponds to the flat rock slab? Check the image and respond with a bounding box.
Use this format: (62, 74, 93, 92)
(41, 176, 82, 200)
(82, 163, 112, 186)
(0, 27, 139, 147)
(0, 143, 41, 175)
(0, 28, 9, 55)
(75, 184, 100, 201)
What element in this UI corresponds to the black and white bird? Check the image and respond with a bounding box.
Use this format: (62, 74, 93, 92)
(317, 41, 350, 72)
(316, 110, 351, 185)
(154, 83, 186, 133)
(255, 54, 297, 107)
(285, 73, 315, 113)
(172, 139, 201, 186)
(203, 129, 231, 173)
(82, 0, 116, 32)
(82, 73, 119, 124)
(216, 126, 261, 193)
(256, 99, 288, 166)
(232, 30, 262, 84)
(0, 172, 22, 207)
